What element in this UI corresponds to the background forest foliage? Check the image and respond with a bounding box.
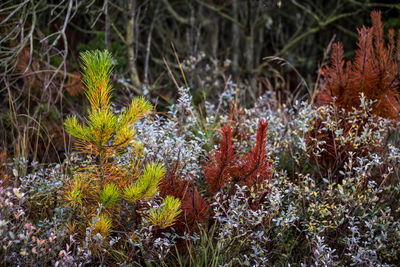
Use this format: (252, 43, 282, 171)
(1, 1, 400, 266)
(1, 0, 400, 162)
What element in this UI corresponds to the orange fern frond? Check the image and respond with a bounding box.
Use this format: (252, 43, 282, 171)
(310, 11, 400, 176)
(318, 43, 349, 106)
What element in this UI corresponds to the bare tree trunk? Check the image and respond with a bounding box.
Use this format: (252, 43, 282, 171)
(144, 3, 159, 86)
(126, 0, 142, 94)
(245, 0, 256, 96)
(232, 0, 239, 78)
(104, 0, 109, 49)
(255, 18, 265, 69)
(245, 32, 254, 75)
(211, 17, 219, 59)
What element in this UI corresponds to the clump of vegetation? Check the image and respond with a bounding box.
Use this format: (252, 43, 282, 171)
(159, 165, 209, 234)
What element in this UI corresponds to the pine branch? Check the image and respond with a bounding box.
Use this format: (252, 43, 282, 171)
(234, 120, 271, 188)
(203, 125, 237, 194)
(317, 10, 400, 120)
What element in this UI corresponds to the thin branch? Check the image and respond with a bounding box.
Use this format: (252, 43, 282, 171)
(276, 10, 361, 56)
(0, 0, 29, 24)
(196, 0, 244, 28)
(161, 0, 189, 24)
(144, 4, 159, 85)
(110, 22, 127, 45)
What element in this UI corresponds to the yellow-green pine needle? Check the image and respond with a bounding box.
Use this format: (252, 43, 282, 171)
(123, 162, 165, 203)
(66, 187, 83, 209)
(148, 196, 182, 229)
(113, 125, 135, 151)
(65, 173, 88, 209)
(123, 183, 142, 203)
(120, 97, 153, 125)
(65, 50, 152, 153)
(91, 214, 112, 237)
(64, 116, 89, 141)
(99, 183, 120, 208)
(87, 109, 118, 147)
(138, 162, 165, 198)
(80, 50, 114, 111)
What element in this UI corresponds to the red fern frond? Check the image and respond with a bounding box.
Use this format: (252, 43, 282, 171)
(388, 29, 395, 62)
(371, 10, 385, 69)
(350, 26, 375, 102)
(397, 29, 400, 77)
(397, 29, 400, 62)
(201, 121, 272, 212)
(159, 163, 191, 199)
(203, 125, 237, 194)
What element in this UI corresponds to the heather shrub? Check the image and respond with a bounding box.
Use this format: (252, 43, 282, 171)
(0, 161, 68, 266)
